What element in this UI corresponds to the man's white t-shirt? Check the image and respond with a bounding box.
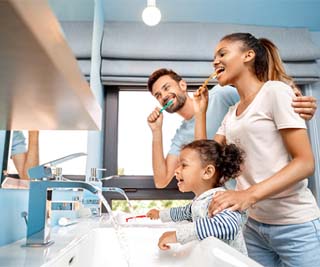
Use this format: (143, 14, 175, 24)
(217, 81, 320, 224)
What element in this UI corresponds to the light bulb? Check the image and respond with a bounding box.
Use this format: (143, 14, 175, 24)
(142, 0, 161, 26)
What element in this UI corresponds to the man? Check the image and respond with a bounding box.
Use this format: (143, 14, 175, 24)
(11, 131, 39, 179)
(147, 68, 317, 188)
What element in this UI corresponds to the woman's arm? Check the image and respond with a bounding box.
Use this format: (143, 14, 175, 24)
(22, 131, 39, 179)
(12, 131, 39, 180)
(193, 86, 209, 139)
(209, 128, 314, 215)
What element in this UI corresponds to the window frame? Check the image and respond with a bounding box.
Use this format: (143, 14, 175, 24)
(1, 131, 13, 183)
(102, 85, 194, 205)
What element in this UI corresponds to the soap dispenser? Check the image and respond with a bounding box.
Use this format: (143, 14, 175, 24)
(82, 168, 106, 216)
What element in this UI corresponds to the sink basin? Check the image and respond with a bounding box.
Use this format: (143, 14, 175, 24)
(43, 225, 262, 267)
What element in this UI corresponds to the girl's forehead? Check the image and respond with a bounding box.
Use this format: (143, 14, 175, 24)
(180, 148, 199, 159)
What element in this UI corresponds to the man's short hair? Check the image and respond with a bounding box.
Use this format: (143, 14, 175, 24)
(147, 68, 182, 93)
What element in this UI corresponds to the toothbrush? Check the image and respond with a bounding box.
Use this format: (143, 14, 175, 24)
(159, 99, 174, 113)
(202, 72, 217, 89)
(125, 215, 147, 222)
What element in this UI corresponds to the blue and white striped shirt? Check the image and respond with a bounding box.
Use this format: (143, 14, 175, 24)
(159, 187, 247, 254)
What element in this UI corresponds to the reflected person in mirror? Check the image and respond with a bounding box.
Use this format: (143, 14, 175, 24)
(147, 68, 317, 189)
(147, 139, 248, 254)
(10, 131, 39, 179)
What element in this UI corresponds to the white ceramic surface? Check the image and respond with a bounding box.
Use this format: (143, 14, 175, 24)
(0, 215, 262, 267)
(45, 225, 263, 267)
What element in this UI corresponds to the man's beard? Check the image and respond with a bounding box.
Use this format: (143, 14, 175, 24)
(166, 93, 187, 113)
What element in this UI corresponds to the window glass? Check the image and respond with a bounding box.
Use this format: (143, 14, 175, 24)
(7, 130, 88, 175)
(118, 91, 183, 175)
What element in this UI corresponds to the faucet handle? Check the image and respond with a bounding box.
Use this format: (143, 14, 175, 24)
(52, 167, 63, 180)
(21, 211, 28, 225)
(90, 168, 107, 180)
(28, 153, 87, 179)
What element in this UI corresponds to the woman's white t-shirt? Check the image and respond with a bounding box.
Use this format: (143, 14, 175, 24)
(217, 81, 320, 224)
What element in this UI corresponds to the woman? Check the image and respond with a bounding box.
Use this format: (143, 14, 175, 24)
(193, 33, 320, 267)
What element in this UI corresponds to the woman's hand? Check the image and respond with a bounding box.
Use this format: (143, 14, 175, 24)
(146, 209, 160, 220)
(193, 86, 209, 115)
(158, 231, 177, 250)
(208, 190, 256, 216)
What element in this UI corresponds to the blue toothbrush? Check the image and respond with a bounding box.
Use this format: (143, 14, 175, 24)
(159, 99, 174, 113)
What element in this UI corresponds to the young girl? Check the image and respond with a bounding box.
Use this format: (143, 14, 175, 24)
(146, 139, 248, 255)
(194, 33, 320, 267)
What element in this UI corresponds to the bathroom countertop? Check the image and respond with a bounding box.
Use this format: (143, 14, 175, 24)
(0, 215, 111, 267)
(0, 213, 263, 267)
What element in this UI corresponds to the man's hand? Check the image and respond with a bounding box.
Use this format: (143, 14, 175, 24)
(292, 91, 317, 121)
(158, 231, 177, 250)
(147, 107, 163, 131)
(146, 209, 160, 220)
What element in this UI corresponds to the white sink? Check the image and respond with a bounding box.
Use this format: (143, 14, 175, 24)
(43, 225, 262, 267)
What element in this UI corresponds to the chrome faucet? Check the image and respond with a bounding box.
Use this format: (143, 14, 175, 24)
(27, 152, 87, 179)
(25, 180, 98, 247)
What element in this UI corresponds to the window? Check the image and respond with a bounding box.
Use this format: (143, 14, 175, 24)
(118, 91, 182, 175)
(103, 86, 194, 205)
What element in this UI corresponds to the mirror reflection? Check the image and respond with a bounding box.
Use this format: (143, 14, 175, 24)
(2, 130, 88, 188)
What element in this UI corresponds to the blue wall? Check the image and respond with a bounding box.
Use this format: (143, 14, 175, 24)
(0, 189, 83, 246)
(309, 32, 320, 204)
(48, 0, 94, 21)
(0, 189, 29, 246)
(48, 0, 320, 31)
(104, 0, 320, 31)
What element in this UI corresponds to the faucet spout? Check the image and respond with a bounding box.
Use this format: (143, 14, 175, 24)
(25, 180, 98, 247)
(102, 187, 132, 211)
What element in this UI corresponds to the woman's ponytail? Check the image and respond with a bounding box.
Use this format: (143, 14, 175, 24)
(259, 38, 297, 90)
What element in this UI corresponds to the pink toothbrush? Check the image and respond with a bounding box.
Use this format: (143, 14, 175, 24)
(125, 215, 147, 222)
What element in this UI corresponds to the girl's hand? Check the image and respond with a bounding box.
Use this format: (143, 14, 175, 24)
(208, 190, 255, 216)
(193, 86, 209, 115)
(158, 231, 177, 250)
(146, 209, 160, 220)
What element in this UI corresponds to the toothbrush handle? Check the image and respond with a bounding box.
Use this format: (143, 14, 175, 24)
(125, 215, 147, 222)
